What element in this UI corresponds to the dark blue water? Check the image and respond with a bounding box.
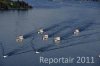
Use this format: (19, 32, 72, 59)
(0, 1, 100, 66)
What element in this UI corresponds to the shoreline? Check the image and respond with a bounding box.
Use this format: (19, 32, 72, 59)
(0, 0, 32, 10)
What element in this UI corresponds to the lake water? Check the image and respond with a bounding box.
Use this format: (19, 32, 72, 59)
(0, 1, 100, 66)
